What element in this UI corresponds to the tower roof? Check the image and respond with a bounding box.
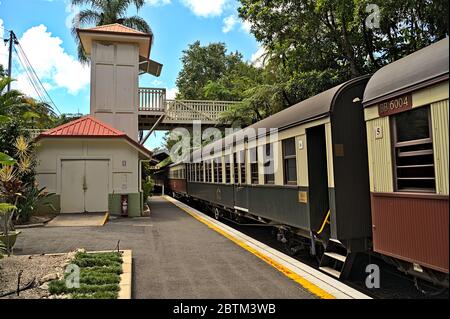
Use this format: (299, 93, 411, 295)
(77, 23, 153, 58)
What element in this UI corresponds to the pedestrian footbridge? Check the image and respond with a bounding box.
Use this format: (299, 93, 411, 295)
(138, 88, 238, 132)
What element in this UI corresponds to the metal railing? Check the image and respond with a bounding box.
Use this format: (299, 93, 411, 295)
(139, 87, 166, 112)
(138, 88, 239, 123)
(164, 100, 237, 122)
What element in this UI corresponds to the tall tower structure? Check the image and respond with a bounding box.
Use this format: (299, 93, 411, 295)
(77, 24, 162, 141)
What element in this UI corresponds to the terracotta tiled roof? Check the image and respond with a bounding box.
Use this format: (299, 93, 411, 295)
(37, 116, 152, 158)
(40, 115, 125, 137)
(81, 23, 149, 35)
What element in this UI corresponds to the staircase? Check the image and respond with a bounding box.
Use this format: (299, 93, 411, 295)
(319, 238, 352, 279)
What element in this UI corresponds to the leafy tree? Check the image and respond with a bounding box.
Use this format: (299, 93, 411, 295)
(0, 65, 6, 77)
(71, 0, 152, 63)
(0, 77, 56, 128)
(176, 41, 250, 100)
(238, 0, 449, 110)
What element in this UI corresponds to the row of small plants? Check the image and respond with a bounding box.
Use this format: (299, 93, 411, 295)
(48, 252, 123, 299)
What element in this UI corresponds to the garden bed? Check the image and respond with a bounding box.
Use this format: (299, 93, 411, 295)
(0, 250, 131, 299)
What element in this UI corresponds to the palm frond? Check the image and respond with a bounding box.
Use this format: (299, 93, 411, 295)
(123, 16, 152, 35)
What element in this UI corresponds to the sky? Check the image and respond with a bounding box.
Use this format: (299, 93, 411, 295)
(0, 0, 263, 150)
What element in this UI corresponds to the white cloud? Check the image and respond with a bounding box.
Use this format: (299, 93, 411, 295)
(0, 19, 8, 68)
(221, 15, 252, 34)
(13, 24, 89, 96)
(181, 0, 228, 17)
(146, 0, 171, 6)
(65, 2, 80, 29)
(251, 46, 267, 68)
(222, 15, 237, 33)
(166, 87, 178, 100)
(241, 20, 252, 33)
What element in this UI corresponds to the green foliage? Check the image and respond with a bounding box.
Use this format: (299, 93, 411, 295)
(0, 203, 17, 256)
(49, 251, 124, 299)
(48, 281, 120, 295)
(176, 41, 263, 101)
(80, 265, 123, 275)
(142, 176, 154, 202)
(213, 0, 449, 126)
(67, 271, 121, 285)
(0, 77, 56, 128)
(0, 152, 16, 166)
(16, 186, 54, 223)
(72, 252, 123, 268)
(70, 0, 152, 63)
(0, 65, 6, 77)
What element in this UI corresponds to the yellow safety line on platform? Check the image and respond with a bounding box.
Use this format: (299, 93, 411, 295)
(102, 213, 110, 226)
(164, 196, 336, 299)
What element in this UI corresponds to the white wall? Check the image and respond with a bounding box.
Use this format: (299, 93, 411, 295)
(90, 42, 139, 141)
(36, 138, 140, 195)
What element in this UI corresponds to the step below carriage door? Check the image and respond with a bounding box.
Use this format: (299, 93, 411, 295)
(306, 125, 330, 236)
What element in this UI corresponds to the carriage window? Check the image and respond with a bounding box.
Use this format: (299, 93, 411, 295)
(225, 155, 231, 184)
(250, 148, 259, 184)
(208, 161, 212, 183)
(239, 150, 246, 184)
(205, 161, 210, 182)
(233, 153, 239, 184)
(264, 144, 275, 184)
(215, 158, 222, 183)
(283, 138, 297, 185)
(392, 106, 435, 192)
(199, 162, 204, 182)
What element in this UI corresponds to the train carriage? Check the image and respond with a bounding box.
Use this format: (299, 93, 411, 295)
(167, 163, 188, 197)
(180, 75, 373, 278)
(363, 37, 449, 285)
(164, 38, 449, 286)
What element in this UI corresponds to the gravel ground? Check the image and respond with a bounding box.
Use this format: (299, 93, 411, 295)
(0, 254, 68, 299)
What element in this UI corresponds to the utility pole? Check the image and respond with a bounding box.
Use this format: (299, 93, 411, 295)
(6, 30, 15, 92)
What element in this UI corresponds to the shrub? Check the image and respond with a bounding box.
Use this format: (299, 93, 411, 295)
(142, 176, 154, 204)
(49, 251, 124, 299)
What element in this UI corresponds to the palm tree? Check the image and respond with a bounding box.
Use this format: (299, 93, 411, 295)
(0, 77, 56, 126)
(71, 0, 153, 63)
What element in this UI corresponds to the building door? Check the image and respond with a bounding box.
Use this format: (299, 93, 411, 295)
(61, 160, 109, 213)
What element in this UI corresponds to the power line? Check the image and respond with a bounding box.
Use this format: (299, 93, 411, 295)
(12, 33, 62, 115)
(13, 46, 48, 105)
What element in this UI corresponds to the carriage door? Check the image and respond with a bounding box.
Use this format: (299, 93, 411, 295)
(306, 125, 330, 233)
(234, 150, 249, 212)
(61, 160, 109, 213)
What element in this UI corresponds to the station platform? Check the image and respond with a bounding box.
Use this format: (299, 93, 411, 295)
(13, 196, 369, 299)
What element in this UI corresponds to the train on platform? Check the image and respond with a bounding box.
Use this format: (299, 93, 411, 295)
(155, 38, 449, 288)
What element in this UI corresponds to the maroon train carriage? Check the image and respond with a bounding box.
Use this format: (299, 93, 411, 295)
(363, 37, 449, 287)
(167, 163, 188, 197)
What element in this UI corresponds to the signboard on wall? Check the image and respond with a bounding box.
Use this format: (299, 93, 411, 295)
(378, 94, 412, 117)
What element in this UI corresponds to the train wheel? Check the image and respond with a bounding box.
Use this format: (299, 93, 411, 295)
(214, 208, 221, 220)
